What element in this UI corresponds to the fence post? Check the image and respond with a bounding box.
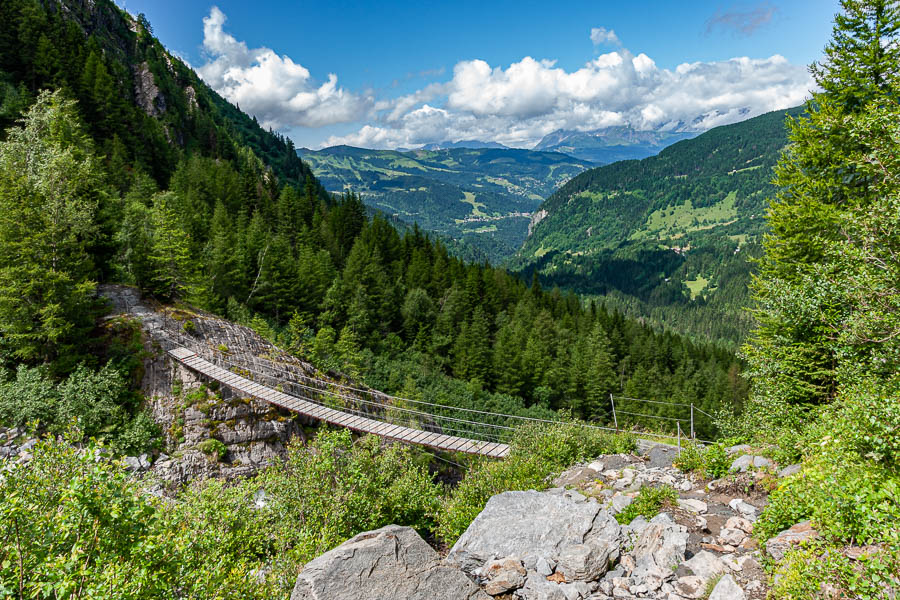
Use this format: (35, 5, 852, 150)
(610, 394, 618, 431)
(677, 422, 682, 453)
(690, 403, 695, 440)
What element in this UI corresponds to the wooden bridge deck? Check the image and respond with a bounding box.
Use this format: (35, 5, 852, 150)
(169, 347, 510, 458)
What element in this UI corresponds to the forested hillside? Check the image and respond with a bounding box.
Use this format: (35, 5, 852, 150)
(0, 0, 746, 449)
(298, 145, 592, 262)
(513, 107, 803, 345)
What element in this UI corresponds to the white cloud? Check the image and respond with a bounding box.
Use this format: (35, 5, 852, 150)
(590, 27, 620, 46)
(324, 48, 813, 149)
(197, 7, 371, 129)
(192, 7, 813, 150)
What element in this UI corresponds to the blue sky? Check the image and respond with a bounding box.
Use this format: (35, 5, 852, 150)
(119, 1, 841, 149)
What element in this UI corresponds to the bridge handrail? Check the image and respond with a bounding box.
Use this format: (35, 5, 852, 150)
(205, 349, 621, 432)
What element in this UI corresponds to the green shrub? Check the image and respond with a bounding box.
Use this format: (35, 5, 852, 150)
(260, 430, 442, 566)
(672, 441, 705, 473)
(673, 441, 730, 479)
(770, 542, 899, 600)
(198, 438, 227, 461)
(756, 379, 900, 548)
(703, 443, 731, 479)
(757, 451, 900, 545)
(436, 421, 635, 544)
(0, 363, 157, 454)
(616, 485, 678, 524)
(0, 434, 279, 599)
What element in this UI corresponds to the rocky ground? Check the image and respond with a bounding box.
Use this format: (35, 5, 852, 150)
(289, 445, 811, 600)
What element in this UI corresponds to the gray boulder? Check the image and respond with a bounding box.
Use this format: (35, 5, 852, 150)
(515, 573, 592, 600)
(552, 466, 599, 488)
(778, 464, 802, 478)
(730, 454, 772, 472)
(448, 490, 621, 581)
(646, 445, 679, 468)
(482, 557, 526, 595)
(709, 574, 745, 600)
(765, 521, 819, 561)
(290, 525, 488, 600)
(630, 514, 688, 579)
(682, 550, 727, 581)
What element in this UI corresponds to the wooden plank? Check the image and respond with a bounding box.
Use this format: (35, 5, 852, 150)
(408, 430, 433, 445)
(343, 415, 366, 430)
(443, 437, 467, 452)
(376, 423, 403, 438)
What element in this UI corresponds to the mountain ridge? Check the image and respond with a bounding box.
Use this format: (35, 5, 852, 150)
(512, 105, 805, 345)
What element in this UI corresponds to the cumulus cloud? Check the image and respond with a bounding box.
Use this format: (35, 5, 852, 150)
(324, 48, 813, 149)
(706, 2, 778, 36)
(197, 7, 371, 129)
(590, 27, 620, 46)
(193, 6, 811, 149)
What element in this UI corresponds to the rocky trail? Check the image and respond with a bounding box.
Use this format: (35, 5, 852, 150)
(291, 445, 809, 600)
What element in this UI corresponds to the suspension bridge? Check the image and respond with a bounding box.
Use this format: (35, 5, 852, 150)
(166, 343, 716, 459)
(102, 285, 716, 460)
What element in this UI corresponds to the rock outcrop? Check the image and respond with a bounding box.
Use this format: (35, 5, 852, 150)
(101, 285, 334, 488)
(285, 446, 790, 600)
(290, 525, 489, 600)
(448, 488, 621, 581)
(133, 62, 165, 117)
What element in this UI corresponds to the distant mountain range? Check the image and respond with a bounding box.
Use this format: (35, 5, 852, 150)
(533, 126, 700, 164)
(297, 145, 593, 262)
(419, 140, 509, 150)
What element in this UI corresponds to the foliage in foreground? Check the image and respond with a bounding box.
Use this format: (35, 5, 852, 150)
(0, 434, 276, 600)
(716, 3, 900, 596)
(435, 421, 636, 544)
(769, 542, 899, 600)
(0, 429, 440, 599)
(0, 422, 626, 599)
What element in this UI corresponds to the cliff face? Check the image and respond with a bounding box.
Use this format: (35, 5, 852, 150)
(102, 285, 319, 489)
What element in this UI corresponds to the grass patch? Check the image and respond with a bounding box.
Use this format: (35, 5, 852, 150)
(459, 191, 489, 218)
(632, 191, 739, 241)
(685, 276, 710, 299)
(616, 484, 678, 524)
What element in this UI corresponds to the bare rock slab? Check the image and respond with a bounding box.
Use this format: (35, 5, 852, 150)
(448, 490, 621, 580)
(291, 525, 489, 600)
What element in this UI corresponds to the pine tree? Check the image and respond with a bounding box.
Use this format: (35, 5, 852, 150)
(0, 91, 101, 370)
(585, 325, 617, 421)
(147, 192, 193, 300)
(744, 0, 900, 416)
(811, 0, 900, 111)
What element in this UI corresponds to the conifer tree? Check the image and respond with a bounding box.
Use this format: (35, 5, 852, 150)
(0, 90, 101, 370)
(811, 0, 900, 111)
(147, 192, 193, 301)
(744, 0, 900, 413)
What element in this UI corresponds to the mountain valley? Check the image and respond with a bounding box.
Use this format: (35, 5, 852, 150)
(298, 144, 593, 261)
